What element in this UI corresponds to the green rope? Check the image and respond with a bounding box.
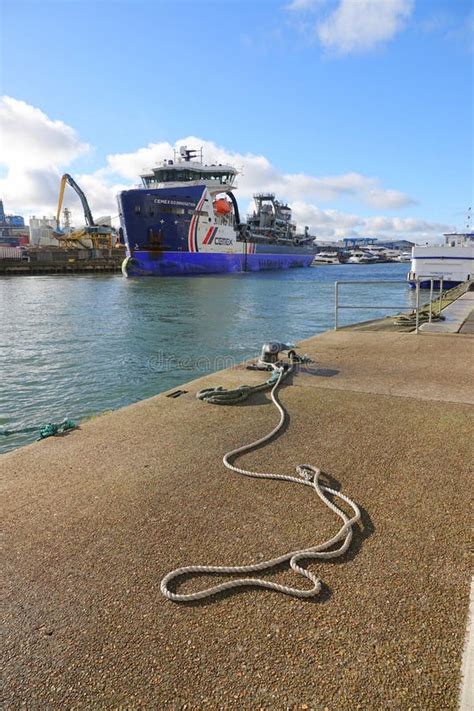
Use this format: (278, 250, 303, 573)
(1, 419, 77, 441)
(38, 419, 76, 440)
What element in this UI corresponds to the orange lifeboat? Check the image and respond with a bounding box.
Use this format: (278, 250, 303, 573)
(213, 199, 232, 215)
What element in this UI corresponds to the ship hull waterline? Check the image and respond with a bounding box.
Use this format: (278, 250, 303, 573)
(122, 251, 314, 277)
(408, 279, 465, 290)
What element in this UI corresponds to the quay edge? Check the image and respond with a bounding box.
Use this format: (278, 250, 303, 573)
(0, 247, 125, 276)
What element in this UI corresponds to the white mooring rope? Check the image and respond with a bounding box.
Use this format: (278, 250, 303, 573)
(160, 358, 361, 602)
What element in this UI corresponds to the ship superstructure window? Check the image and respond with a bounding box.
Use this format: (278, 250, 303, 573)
(142, 169, 235, 187)
(203, 173, 233, 184)
(157, 206, 185, 215)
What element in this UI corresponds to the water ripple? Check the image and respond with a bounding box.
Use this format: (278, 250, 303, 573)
(0, 264, 413, 453)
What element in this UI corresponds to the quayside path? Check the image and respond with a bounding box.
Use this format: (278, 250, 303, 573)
(2, 327, 473, 709)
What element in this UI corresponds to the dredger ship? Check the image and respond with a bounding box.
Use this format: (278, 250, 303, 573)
(118, 147, 314, 276)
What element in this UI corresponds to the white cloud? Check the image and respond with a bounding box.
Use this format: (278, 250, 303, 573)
(74, 172, 130, 220)
(317, 0, 413, 54)
(102, 137, 415, 209)
(291, 199, 453, 240)
(365, 188, 414, 209)
(0, 96, 448, 242)
(105, 143, 175, 181)
(0, 96, 90, 220)
(0, 96, 88, 168)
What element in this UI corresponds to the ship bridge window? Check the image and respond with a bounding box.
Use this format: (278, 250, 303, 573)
(155, 169, 201, 182)
(159, 206, 185, 215)
(201, 172, 232, 184)
(146, 169, 234, 184)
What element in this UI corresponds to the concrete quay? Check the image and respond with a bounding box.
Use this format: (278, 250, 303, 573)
(2, 328, 473, 709)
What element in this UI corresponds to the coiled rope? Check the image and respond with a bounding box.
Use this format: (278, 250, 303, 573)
(161, 355, 361, 602)
(394, 310, 444, 327)
(196, 368, 281, 405)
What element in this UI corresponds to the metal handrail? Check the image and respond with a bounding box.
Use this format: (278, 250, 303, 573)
(334, 277, 444, 332)
(334, 280, 407, 330)
(414, 275, 444, 333)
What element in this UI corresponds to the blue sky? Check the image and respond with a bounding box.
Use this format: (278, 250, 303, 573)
(0, 0, 473, 241)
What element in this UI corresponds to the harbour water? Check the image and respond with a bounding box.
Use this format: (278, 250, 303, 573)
(0, 262, 413, 454)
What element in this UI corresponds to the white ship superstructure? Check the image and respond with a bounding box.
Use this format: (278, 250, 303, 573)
(407, 230, 474, 288)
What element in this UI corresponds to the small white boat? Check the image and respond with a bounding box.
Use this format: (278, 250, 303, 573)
(395, 252, 412, 263)
(347, 250, 378, 264)
(312, 251, 340, 265)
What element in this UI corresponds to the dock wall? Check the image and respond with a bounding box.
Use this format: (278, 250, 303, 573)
(0, 247, 125, 275)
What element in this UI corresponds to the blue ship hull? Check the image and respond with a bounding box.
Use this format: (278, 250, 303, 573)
(123, 250, 313, 276)
(118, 184, 314, 277)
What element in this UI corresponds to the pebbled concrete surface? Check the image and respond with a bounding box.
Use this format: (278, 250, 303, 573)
(2, 330, 473, 710)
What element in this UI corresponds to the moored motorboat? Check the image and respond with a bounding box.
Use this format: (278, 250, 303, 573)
(347, 250, 379, 264)
(395, 252, 412, 263)
(312, 251, 340, 265)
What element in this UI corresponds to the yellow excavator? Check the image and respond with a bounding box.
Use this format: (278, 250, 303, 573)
(54, 174, 116, 249)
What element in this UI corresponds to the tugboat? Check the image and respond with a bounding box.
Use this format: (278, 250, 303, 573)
(118, 147, 314, 276)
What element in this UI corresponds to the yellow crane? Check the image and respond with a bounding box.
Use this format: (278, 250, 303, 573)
(54, 174, 116, 249)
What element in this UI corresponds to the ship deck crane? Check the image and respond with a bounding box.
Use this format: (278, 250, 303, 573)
(54, 174, 115, 249)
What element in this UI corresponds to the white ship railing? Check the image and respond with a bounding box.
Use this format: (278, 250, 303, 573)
(334, 277, 443, 333)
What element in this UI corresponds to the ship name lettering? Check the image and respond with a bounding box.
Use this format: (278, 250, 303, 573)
(153, 199, 195, 207)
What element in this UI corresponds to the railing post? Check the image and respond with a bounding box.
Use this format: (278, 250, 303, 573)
(439, 277, 444, 315)
(429, 278, 434, 322)
(415, 279, 420, 334)
(334, 281, 339, 330)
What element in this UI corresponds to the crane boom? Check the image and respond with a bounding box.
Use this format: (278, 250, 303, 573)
(53, 172, 116, 249)
(56, 173, 95, 229)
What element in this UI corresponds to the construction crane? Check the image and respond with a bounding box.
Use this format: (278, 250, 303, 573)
(54, 174, 115, 249)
